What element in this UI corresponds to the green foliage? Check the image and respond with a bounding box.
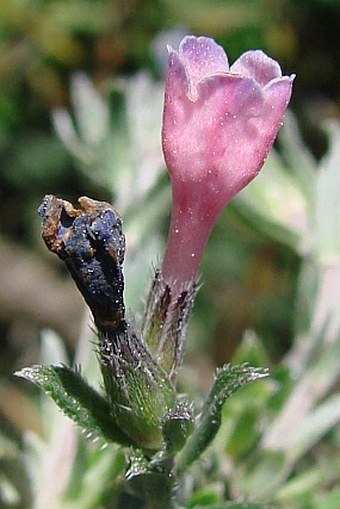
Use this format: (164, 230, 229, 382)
(15, 364, 133, 446)
(177, 364, 268, 473)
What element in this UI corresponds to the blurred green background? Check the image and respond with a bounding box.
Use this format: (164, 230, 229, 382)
(1, 1, 340, 508)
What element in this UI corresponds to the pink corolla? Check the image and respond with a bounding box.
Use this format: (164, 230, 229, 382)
(161, 35, 295, 291)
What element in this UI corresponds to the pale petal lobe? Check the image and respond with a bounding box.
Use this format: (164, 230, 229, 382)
(178, 36, 229, 86)
(231, 50, 283, 85)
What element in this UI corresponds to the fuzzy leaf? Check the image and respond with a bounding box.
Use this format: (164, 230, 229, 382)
(15, 365, 133, 446)
(176, 364, 268, 473)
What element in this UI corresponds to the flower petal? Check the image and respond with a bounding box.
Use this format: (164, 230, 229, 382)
(163, 72, 263, 186)
(260, 75, 295, 139)
(231, 50, 282, 86)
(178, 36, 229, 87)
(163, 71, 294, 201)
(162, 51, 192, 159)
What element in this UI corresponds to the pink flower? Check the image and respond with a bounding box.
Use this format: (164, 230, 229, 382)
(161, 35, 295, 292)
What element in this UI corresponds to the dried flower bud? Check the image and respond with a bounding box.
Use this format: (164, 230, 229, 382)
(38, 195, 125, 335)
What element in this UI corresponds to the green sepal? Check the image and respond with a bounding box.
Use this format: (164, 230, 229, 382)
(162, 399, 194, 454)
(125, 450, 175, 509)
(142, 270, 198, 378)
(100, 328, 176, 451)
(15, 364, 134, 447)
(176, 364, 269, 473)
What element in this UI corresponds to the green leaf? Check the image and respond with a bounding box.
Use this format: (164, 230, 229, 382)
(313, 487, 340, 509)
(15, 365, 133, 447)
(234, 450, 287, 500)
(176, 364, 268, 473)
(125, 451, 175, 509)
(314, 122, 340, 259)
(275, 466, 324, 504)
(225, 408, 259, 459)
(288, 393, 340, 465)
(279, 110, 316, 204)
(234, 148, 307, 251)
(64, 443, 126, 508)
(187, 483, 223, 507)
(263, 332, 340, 453)
(232, 330, 269, 368)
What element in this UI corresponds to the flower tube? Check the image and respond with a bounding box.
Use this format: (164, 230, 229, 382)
(161, 35, 295, 292)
